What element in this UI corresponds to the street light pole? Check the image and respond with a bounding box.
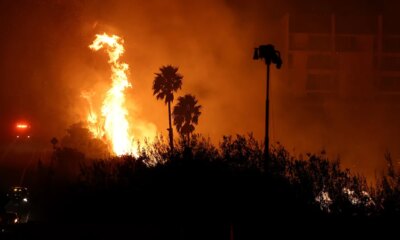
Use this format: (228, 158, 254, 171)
(265, 62, 270, 166)
(253, 44, 282, 172)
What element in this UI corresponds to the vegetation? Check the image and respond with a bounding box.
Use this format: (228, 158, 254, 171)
(60, 122, 110, 159)
(172, 94, 202, 143)
(28, 133, 400, 224)
(152, 65, 183, 152)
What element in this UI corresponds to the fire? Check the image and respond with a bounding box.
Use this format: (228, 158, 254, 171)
(81, 91, 104, 139)
(87, 33, 136, 156)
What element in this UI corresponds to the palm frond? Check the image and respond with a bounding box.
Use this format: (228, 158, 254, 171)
(172, 94, 202, 137)
(152, 65, 183, 104)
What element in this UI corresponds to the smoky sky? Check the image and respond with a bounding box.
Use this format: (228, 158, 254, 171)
(0, 0, 400, 178)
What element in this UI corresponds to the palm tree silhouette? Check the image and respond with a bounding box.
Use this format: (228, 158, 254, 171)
(153, 65, 183, 152)
(172, 94, 202, 143)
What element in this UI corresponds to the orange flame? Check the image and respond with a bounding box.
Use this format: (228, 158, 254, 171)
(88, 33, 136, 156)
(81, 91, 104, 139)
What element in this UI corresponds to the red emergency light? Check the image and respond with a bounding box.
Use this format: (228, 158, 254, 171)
(16, 124, 28, 129)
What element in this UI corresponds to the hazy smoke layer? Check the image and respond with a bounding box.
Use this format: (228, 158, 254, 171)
(0, 0, 399, 179)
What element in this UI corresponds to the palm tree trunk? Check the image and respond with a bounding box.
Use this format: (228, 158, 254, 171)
(168, 101, 174, 152)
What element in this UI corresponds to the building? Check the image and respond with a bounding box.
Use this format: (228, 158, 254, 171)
(272, 13, 400, 176)
(282, 13, 400, 100)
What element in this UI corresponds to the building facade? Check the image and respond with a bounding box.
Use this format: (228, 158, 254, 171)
(282, 14, 400, 100)
(272, 14, 400, 176)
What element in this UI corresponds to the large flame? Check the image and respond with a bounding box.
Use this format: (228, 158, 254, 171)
(87, 33, 136, 156)
(81, 91, 104, 139)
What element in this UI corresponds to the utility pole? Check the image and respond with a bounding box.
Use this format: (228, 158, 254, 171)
(253, 44, 282, 171)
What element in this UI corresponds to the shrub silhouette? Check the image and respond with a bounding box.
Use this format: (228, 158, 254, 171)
(30, 134, 400, 227)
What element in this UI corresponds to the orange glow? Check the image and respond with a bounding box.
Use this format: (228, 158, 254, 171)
(86, 33, 156, 156)
(81, 91, 104, 139)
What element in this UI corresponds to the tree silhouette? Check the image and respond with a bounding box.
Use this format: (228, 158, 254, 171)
(153, 65, 183, 152)
(61, 122, 109, 159)
(172, 94, 202, 143)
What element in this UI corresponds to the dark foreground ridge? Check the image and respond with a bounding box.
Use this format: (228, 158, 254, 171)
(1, 135, 400, 239)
